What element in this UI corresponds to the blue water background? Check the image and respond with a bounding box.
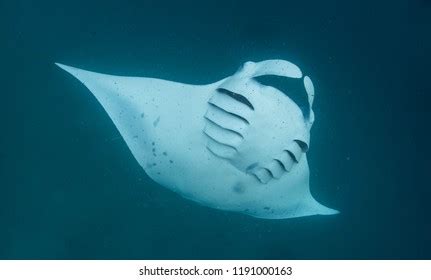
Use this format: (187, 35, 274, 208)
(0, 0, 430, 259)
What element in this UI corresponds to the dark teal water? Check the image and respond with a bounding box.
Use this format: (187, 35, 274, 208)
(1, 0, 430, 259)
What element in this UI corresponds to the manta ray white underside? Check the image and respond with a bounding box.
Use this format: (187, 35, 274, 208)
(56, 59, 338, 219)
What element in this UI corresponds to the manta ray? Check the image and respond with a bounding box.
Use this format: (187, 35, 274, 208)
(56, 59, 338, 219)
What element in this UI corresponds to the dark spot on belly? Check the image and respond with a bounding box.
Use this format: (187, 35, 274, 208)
(264, 206, 271, 210)
(163, 151, 168, 156)
(232, 184, 245, 194)
(153, 116, 160, 127)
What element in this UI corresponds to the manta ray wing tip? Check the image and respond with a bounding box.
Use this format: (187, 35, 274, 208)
(319, 207, 340, 216)
(54, 63, 89, 82)
(55, 62, 73, 72)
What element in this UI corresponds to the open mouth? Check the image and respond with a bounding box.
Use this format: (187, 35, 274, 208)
(253, 75, 310, 120)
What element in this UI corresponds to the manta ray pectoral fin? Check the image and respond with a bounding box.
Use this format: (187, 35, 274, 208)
(297, 195, 340, 217)
(55, 62, 154, 167)
(55, 63, 122, 104)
